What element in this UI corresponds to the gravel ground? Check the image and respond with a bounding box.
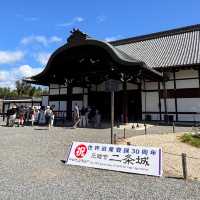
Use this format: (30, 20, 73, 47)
(0, 118, 200, 200)
(119, 133, 200, 180)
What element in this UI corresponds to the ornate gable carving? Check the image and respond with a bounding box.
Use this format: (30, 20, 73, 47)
(67, 29, 89, 46)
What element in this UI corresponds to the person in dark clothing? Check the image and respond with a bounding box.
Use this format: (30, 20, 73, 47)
(18, 105, 25, 126)
(80, 106, 87, 127)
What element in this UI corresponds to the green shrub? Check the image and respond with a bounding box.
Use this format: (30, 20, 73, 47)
(180, 133, 200, 148)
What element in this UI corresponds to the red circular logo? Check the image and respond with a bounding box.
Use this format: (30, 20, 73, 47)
(74, 144, 87, 159)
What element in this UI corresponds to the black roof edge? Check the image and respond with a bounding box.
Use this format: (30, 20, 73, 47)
(110, 24, 200, 46)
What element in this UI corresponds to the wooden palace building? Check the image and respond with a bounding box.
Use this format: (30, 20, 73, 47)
(25, 24, 200, 123)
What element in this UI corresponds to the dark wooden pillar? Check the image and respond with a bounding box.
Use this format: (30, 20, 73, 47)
(123, 81, 128, 124)
(2, 100, 5, 121)
(173, 70, 178, 121)
(158, 82, 162, 121)
(162, 80, 168, 122)
(137, 83, 142, 121)
(198, 68, 200, 88)
(66, 85, 73, 120)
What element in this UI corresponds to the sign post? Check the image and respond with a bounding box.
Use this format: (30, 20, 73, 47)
(111, 91, 114, 144)
(105, 79, 120, 144)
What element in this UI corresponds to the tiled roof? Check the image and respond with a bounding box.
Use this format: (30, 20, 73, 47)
(111, 24, 200, 69)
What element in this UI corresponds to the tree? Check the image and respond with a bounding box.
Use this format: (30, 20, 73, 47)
(0, 81, 48, 98)
(15, 80, 32, 96)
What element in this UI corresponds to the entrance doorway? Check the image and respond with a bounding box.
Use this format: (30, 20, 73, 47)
(88, 90, 142, 122)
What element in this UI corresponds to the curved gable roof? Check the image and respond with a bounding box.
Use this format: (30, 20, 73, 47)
(26, 32, 163, 84)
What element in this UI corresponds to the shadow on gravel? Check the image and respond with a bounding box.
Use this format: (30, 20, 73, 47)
(165, 176, 183, 180)
(34, 128, 49, 131)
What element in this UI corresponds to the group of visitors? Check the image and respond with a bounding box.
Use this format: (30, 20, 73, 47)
(72, 104, 101, 128)
(5, 103, 101, 129)
(6, 105, 55, 129)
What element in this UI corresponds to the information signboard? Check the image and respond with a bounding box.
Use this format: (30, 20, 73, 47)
(104, 79, 121, 92)
(65, 142, 162, 177)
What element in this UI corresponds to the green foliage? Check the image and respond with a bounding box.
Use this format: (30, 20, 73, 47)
(0, 81, 48, 98)
(180, 133, 200, 148)
(0, 87, 17, 97)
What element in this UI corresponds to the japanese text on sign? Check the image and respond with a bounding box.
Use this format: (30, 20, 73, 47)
(66, 142, 162, 176)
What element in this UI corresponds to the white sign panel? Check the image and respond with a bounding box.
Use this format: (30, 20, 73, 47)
(65, 142, 162, 176)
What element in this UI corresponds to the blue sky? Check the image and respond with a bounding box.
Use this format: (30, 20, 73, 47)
(0, 0, 200, 88)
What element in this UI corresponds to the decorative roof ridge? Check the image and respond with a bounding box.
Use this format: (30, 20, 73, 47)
(110, 24, 200, 46)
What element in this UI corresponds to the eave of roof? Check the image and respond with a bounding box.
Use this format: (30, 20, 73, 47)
(110, 24, 200, 46)
(109, 24, 200, 69)
(25, 38, 163, 84)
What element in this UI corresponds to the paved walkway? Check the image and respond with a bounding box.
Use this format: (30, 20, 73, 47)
(0, 118, 199, 200)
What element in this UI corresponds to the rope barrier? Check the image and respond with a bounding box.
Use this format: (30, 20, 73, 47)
(163, 151, 200, 160)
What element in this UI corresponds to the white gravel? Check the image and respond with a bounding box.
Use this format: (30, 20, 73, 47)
(0, 119, 200, 200)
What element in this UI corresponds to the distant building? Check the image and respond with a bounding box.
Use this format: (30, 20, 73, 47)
(25, 25, 200, 122)
(0, 99, 3, 114)
(1, 97, 42, 114)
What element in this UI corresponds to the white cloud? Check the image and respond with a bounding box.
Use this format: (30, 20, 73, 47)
(18, 65, 42, 77)
(0, 71, 9, 81)
(0, 51, 24, 64)
(96, 15, 106, 23)
(49, 36, 62, 43)
(57, 16, 84, 27)
(0, 65, 43, 88)
(35, 52, 51, 66)
(21, 35, 63, 46)
(104, 35, 122, 42)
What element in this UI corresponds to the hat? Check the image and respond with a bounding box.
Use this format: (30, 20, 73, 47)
(47, 106, 50, 109)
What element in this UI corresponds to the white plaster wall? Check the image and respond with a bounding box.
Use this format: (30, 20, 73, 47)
(42, 96, 49, 107)
(49, 88, 59, 95)
(49, 101, 59, 110)
(60, 87, 67, 94)
(161, 98, 175, 112)
(178, 114, 200, 122)
(73, 87, 83, 94)
(160, 81, 174, 89)
(96, 81, 137, 92)
(176, 69, 198, 79)
(60, 84, 67, 88)
(177, 98, 200, 112)
(142, 91, 159, 112)
(143, 82, 158, 90)
(49, 84, 59, 89)
(127, 83, 138, 90)
(60, 101, 67, 111)
(176, 79, 199, 89)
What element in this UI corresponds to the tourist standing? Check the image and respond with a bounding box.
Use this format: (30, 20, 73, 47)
(9, 106, 17, 127)
(80, 106, 87, 127)
(73, 104, 80, 128)
(30, 107, 35, 126)
(45, 106, 53, 129)
(94, 110, 101, 128)
(18, 105, 25, 127)
(50, 106, 55, 128)
(38, 106, 46, 125)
